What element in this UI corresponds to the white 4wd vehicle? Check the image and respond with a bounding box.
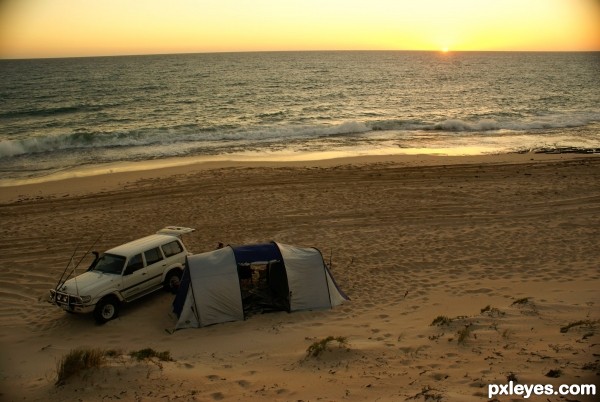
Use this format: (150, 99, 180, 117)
(50, 227, 194, 324)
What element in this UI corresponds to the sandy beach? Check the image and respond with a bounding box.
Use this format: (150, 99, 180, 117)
(0, 153, 599, 401)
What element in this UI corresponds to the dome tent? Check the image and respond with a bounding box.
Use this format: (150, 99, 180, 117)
(173, 242, 348, 329)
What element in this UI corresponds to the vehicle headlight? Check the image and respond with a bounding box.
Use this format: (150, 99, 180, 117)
(80, 295, 92, 303)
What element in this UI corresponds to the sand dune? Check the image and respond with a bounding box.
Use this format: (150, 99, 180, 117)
(0, 154, 598, 401)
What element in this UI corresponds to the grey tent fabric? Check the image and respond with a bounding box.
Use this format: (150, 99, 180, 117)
(174, 242, 347, 328)
(278, 243, 332, 311)
(176, 247, 243, 329)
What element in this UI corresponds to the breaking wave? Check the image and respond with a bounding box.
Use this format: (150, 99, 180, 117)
(0, 121, 372, 158)
(370, 112, 600, 132)
(1, 112, 598, 159)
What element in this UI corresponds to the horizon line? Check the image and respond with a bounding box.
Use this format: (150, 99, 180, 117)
(2, 48, 600, 61)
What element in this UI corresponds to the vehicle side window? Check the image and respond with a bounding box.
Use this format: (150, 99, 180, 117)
(144, 247, 163, 265)
(126, 254, 144, 273)
(162, 240, 184, 257)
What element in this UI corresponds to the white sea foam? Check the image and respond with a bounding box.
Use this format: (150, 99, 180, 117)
(1, 113, 598, 160)
(0, 140, 27, 158)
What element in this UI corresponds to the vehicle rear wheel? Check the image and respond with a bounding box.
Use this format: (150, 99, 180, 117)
(94, 296, 119, 324)
(164, 270, 182, 294)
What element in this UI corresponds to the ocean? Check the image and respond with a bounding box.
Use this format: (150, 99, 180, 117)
(1, 51, 599, 184)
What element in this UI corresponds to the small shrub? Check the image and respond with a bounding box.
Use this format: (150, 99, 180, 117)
(55, 348, 106, 386)
(545, 369, 562, 378)
(511, 297, 529, 306)
(501, 328, 514, 340)
(306, 336, 348, 358)
(430, 315, 452, 326)
(457, 324, 473, 345)
(481, 305, 504, 317)
(408, 385, 443, 402)
(129, 348, 173, 362)
(582, 361, 599, 373)
(104, 349, 122, 358)
(560, 319, 598, 334)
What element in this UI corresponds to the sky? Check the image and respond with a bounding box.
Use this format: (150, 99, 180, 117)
(1, 0, 599, 59)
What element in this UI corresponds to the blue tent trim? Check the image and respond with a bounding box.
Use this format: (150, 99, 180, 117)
(231, 242, 283, 265)
(172, 257, 191, 317)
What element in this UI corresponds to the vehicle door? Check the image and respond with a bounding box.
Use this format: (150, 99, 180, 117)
(143, 246, 166, 289)
(120, 253, 147, 299)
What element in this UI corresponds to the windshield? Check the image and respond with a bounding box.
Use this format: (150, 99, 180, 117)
(92, 253, 126, 275)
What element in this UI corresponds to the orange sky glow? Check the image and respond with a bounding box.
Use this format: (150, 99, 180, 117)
(1, 0, 599, 59)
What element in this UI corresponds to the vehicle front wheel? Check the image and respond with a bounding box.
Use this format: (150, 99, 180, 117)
(94, 296, 120, 324)
(164, 270, 182, 294)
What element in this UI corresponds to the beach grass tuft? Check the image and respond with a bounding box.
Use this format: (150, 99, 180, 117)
(55, 347, 175, 386)
(511, 297, 530, 306)
(481, 305, 505, 317)
(430, 315, 452, 326)
(55, 347, 107, 386)
(559, 319, 598, 334)
(306, 336, 348, 358)
(129, 348, 173, 362)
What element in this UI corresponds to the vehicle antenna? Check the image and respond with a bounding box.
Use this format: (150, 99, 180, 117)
(54, 241, 81, 292)
(60, 234, 103, 287)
